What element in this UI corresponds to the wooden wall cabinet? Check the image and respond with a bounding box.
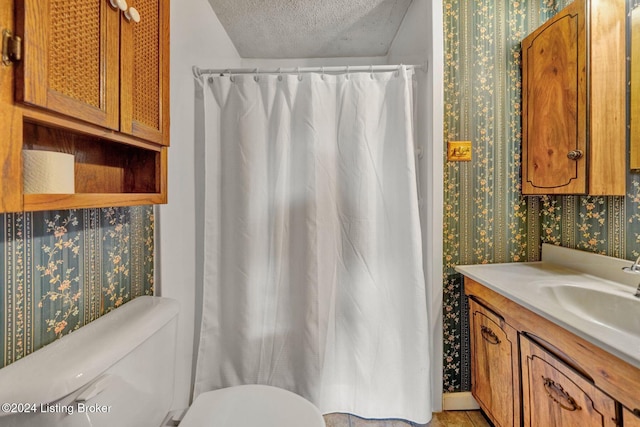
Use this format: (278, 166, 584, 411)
(469, 298, 520, 427)
(521, 0, 626, 195)
(465, 278, 640, 427)
(16, 0, 169, 145)
(0, 0, 169, 213)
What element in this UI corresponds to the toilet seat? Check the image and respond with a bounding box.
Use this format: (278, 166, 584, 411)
(178, 385, 325, 427)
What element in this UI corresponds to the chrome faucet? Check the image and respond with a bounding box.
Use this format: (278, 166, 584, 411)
(621, 254, 640, 297)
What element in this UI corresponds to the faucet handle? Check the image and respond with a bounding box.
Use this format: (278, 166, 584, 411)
(622, 265, 640, 273)
(624, 254, 640, 273)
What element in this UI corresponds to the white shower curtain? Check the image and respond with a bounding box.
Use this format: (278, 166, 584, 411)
(195, 67, 431, 423)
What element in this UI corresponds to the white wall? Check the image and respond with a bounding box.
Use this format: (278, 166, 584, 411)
(388, 0, 445, 412)
(387, 0, 429, 64)
(423, 0, 445, 412)
(159, 0, 241, 409)
(241, 56, 388, 68)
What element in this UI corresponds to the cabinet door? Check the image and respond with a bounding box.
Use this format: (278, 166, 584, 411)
(521, 0, 587, 195)
(16, 0, 120, 130)
(520, 336, 617, 427)
(625, 408, 640, 427)
(120, 0, 170, 145)
(469, 299, 520, 427)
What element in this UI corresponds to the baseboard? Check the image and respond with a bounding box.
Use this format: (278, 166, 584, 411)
(442, 392, 480, 411)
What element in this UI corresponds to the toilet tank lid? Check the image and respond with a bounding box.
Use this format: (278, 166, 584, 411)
(0, 296, 179, 408)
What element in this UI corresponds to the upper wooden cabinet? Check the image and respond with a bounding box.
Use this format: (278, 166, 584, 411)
(0, 0, 168, 213)
(15, 0, 169, 146)
(521, 0, 625, 195)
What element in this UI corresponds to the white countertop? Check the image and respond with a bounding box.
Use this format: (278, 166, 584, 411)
(455, 244, 640, 369)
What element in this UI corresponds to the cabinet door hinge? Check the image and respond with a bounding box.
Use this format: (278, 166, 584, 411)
(2, 29, 22, 65)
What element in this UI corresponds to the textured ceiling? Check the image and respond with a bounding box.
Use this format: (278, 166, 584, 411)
(207, 0, 413, 58)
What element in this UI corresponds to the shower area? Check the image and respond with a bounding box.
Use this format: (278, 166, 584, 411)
(183, 0, 445, 424)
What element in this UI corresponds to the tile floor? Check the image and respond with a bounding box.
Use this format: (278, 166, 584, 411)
(324, 411, 492, 427)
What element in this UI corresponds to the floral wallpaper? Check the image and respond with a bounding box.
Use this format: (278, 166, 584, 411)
(443, 0, 638, 392)
(0, 206, 154, 368)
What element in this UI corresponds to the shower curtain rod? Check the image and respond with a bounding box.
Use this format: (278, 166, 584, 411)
(192, 63, 426, 78)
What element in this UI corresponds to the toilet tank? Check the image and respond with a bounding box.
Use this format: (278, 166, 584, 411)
(0, 296, 179, 427)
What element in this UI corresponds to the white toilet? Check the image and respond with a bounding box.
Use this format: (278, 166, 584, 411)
(0, 296, 325, 427)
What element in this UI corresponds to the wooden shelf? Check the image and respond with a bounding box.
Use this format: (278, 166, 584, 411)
(21, 107, 163, 152)
(24, 120, 164, 192)
(24, 193, 166, 211)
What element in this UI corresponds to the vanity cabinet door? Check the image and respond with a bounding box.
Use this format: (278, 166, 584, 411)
(520, 336, 617, 427)
(469, 298, 520, 427)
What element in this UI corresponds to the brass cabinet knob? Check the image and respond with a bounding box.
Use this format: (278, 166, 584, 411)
(567, 150, 584, 160)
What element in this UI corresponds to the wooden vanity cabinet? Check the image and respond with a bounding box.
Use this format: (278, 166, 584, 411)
(521, 0, 626, 195)
(469, 298, 520, 427)
(520, 336, 617, 427)
(464, 277, 640, 427)
(624, 408, 640, 427)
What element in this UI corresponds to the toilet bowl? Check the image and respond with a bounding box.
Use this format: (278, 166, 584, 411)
(180, 385, 325, 427)
(0, 296, 325, 427)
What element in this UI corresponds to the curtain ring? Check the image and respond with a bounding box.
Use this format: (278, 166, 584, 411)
(346, 65, 350, 80)
(369, 65, 374, 79)
(254, 67, 260, 82)
(296, 67, 302, 81)
(278, 67, 283, 81)
(321, 66, 325, 80)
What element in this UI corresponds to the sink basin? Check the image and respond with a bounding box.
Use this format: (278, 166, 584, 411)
(539, 282, 640, 336)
